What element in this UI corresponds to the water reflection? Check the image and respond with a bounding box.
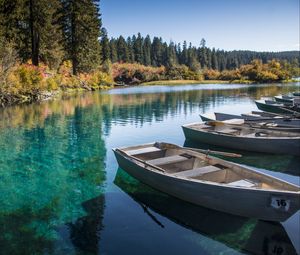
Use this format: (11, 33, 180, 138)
(1, 83, 299, 130)
(0, 100, 107, 254)
(114, 168, 297, 255)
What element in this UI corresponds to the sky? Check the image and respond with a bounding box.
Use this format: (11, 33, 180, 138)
(101, 0, 300, 52)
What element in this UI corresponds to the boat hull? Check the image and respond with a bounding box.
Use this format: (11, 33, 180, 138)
(114, 150, 300, 222)
(255, 100, 300, 114)
(182, 125, 300, 155)
(274, 96, 293, 104)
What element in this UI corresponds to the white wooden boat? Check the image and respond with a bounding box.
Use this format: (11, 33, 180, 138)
(200, 112, 300, 131)
(113, 142, 300, 222)
(182, 121, 300, 155)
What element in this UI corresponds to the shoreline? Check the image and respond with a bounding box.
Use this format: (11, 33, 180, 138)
(0, 79, 298, 108)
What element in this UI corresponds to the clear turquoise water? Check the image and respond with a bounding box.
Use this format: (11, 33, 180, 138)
(0, 83, 299, 254)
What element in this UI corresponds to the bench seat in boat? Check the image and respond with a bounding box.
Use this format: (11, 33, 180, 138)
(146, 155, 188, 166)
(223, 119, 245, 125)
(126, 146, 161, 155)
(174, 165, 222, 178)
(227, 179, 257, 188)
(215, 128, 239, 135)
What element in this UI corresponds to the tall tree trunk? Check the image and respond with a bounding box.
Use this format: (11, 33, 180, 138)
(29, 0, 39, 66)
(71, 10, 77, 75)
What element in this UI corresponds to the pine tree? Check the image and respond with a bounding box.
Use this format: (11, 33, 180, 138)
(151, 37, 163, 66)
(198, 38, 208, 69)
(100, 27, 110, 63)
(0, 0, 65, 67)
(60, 0, 102, 74)
(181, 41, 188, 65)
(187, 43, 200, 71)
(143, 35, 151, 66)
(126, 36, 134, 63)
(116, 36, 129, 62)
(0, 1, 28, 60)
(211, 48, 218, 70)
(109, 38, 118, 63)
(39, 0, 64, 69)
(165, 41, 177, 67)
(133, 33, 144, 64)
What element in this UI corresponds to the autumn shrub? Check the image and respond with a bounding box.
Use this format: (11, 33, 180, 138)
(82, 70, 114, 89)
(46, 76, 60, 90)
(165, 65, 202, 80)
(112, 63, 165, 84)
(256, 71, 279, 82)
(6, 64, 46, 95)
(219, 70, 241, 81)
(238, 59, 291, 82)
(203, 69, 220, 80)
(60, 75, 81, 89)
(58, 60, 73, 77)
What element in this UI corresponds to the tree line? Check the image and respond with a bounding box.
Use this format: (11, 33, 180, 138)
(102, 31, 300, 72)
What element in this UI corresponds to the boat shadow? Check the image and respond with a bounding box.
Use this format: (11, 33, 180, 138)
(183, 139, 300, 176)
(114, 168, 297, 255)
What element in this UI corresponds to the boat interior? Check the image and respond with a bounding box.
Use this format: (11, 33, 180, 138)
(187, 122, 300, 137)
(121, 143, 299, 191)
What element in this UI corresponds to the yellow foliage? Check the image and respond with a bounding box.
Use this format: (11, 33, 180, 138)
(6, 64, 45, 94)
(46, 77, 59, 90)
(203, 69, 220, 80)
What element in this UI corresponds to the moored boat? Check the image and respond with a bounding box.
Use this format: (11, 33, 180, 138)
(115, 169, 298, 255)
(293, 92, 300, 97)
(182, 121, 300, 155)
(113, 142, 300, 222)
(274, 95, 294, 104)
(200, 112, 300, 131)
(255, 100, 300, 115)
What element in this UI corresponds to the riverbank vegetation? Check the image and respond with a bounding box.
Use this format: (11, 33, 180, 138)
(0, 0, 299, 106)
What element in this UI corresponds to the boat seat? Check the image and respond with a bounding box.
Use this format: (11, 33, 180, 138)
(216, 128, 238, 134)
(223, 119, 245, 125)
(126, 146, 161, 156)
(146, 155, 188, 166)
(227, 179, 257, 188)
(174, 165, 222, 178)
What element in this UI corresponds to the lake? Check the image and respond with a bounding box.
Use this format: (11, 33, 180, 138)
(0, 82, 299, 254)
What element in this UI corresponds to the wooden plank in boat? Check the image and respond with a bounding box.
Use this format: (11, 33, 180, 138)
(227, 179, 257, 188)
(126, 147, 161, 155)
(146, 155, 187, 166)
(223, 119, 245, 124)
(216, 128, 239, 134)
(174, 165, 222, 178)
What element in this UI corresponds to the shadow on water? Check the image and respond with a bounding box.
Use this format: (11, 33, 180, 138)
(114, 168, 298, 255)
(183, 140, 300, 177)
(63, 195, 105, 254)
